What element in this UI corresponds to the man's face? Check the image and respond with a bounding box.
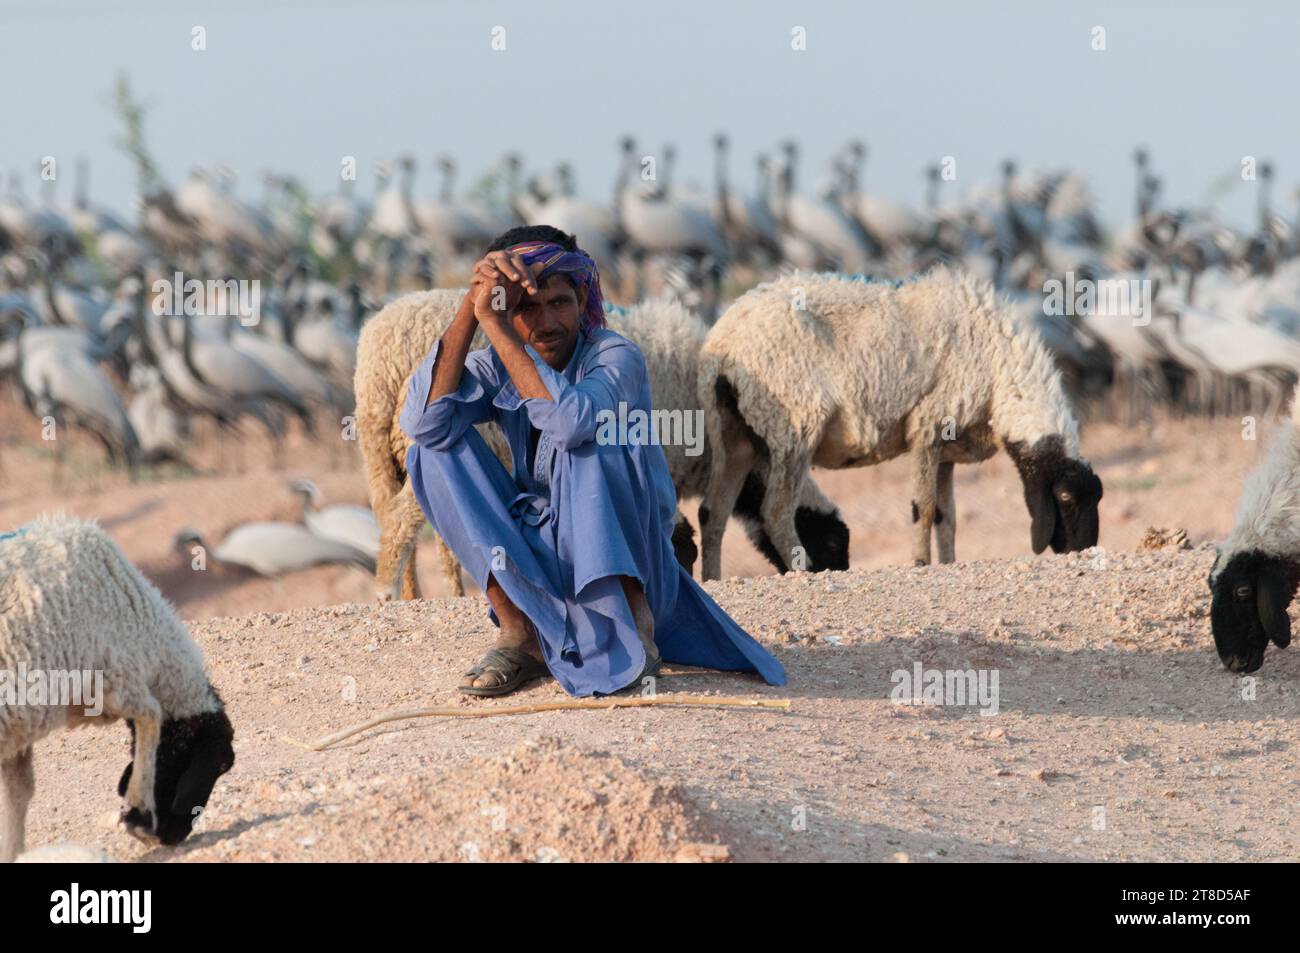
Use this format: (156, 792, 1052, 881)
(509, 273, 583, 369)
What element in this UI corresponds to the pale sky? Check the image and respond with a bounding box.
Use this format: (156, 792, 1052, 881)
(4, 0, 1297, 231)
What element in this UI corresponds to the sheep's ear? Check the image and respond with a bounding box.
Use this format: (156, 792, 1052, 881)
(1257, 564, 1293, 649)
(1027, 481, 1056, 555)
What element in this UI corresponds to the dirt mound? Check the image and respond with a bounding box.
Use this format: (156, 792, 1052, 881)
(182, 737, 728, 863)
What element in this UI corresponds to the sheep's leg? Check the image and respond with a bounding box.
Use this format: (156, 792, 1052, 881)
(935, 461, 957, 564)
(120, 706, 162, 840)
(375, 503, 403, 602)
(0, 746, 35, 863)
(759, 450, 812, 573)
(700, 431, 756, 581)
(910, 445, 941, 566)
(377, 483, 419, 601)
(400, 547, 422, 600)
(433, 535, 464, 597)
(398, 483, 435, 599)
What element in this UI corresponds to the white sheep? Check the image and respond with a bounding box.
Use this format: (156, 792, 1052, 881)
(1209, 391, 1300, 674)
(0, 515, 234, 862)
(354, 290, 849, 601)
(696, 268, 1103, 580)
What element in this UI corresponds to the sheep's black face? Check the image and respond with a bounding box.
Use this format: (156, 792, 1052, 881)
(742, 505, 850, 573)
(1010, 443, 1103, 555)
(119, 705, 235, 846)
(795, 506, 851, 571)
(1209, 550, 1298, 674)
(1042, 458, 1103, 553)
(733, 470, 851, 573)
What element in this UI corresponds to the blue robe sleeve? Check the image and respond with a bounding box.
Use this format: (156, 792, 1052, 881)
(399, 341, 500, 451)
(518, 338, 646, 451)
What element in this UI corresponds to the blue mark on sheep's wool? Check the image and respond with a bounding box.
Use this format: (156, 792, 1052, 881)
(0, 526, 29, 544)
(823, 271, 908, 288)
(602, 302, 630, 318)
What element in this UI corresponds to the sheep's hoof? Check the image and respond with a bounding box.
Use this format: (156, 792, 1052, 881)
(120, 806, 160, 844)
(913, 559, 928, 568)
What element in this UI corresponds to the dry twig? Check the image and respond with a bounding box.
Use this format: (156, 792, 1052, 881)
(284, 694, 792, 751)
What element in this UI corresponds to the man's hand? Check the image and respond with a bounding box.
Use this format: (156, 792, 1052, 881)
(425, 250, 549, 408)
(471, 250, 542, 324)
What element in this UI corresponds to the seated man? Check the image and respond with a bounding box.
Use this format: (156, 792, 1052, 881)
(399, 225, 786, 697)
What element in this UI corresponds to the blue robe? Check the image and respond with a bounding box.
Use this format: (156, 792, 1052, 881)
(399, 328, 787, 697)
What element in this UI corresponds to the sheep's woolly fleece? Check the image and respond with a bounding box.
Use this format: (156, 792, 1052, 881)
(604, 296, 713, 495)
(1215, 390, 1300, 568)
(0, 513, 217, 763)
(699, 267, 1079, 460)
(604, 297, 841, 520)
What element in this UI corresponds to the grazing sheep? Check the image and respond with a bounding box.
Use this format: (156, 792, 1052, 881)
(1209, 392, 1300, 673)
(354, 290, 848, 601)
(697, 269, 1103, 580)
(0, 516, 234, 862)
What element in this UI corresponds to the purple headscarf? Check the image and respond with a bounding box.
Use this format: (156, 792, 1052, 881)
(507, 241, 607, 336)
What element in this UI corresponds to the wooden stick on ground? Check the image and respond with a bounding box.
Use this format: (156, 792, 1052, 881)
(284, 694, 792, 752)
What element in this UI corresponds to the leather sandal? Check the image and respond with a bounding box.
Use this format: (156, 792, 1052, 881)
(459, 646, 550, 697)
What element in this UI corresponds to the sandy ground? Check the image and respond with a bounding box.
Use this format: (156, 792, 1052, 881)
(4, 397, 1298, 861)
(17, 546, 1300, 862)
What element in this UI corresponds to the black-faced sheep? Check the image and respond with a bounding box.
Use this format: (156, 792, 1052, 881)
(697, 269, 1103, 580)
(0, 515, 234, 861)
(353, 290, 848, 601)
(1209, 393, 1300, 673)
